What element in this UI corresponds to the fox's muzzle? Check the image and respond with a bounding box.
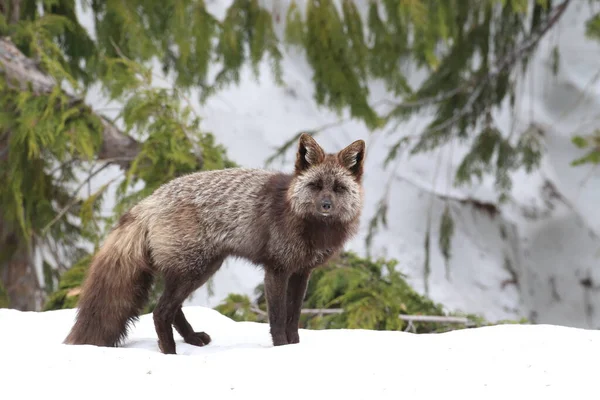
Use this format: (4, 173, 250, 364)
(319, 198, 333, 214)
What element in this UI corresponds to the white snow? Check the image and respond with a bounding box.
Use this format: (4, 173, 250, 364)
(1, 306, 598, 399)
(37, 0, 600, 328)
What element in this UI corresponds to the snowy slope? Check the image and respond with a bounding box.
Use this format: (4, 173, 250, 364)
(67, 0, 600, 327)
(1, 306, 598, 399)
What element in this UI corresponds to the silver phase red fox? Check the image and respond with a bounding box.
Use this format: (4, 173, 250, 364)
(64, 133, 366, 354)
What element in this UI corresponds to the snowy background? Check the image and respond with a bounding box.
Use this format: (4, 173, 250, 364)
(67, 0, 600, 328)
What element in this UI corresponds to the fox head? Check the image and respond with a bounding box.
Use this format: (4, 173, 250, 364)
(288, 133, 366, 222)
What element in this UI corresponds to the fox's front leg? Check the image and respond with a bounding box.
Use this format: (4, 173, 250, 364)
(285, 271, 311, 344)
(264, 269, 290, 346)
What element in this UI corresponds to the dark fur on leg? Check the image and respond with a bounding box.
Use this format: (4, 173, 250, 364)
(264, 269, 290, 346)
(153, 276, 196, 354)
(153, 257, 224, 354)
(285, 271, 311, 344)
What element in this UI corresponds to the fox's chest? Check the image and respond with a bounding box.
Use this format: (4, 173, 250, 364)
(261, 218, 355, 270)
(266, 239, 338, 270)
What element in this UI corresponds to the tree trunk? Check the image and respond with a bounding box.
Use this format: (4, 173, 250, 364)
(0, 240, 40, 311)
(0, 215, 41, 310)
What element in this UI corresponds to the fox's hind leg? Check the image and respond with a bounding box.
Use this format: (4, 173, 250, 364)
(153, 257, 224, 354)
(173, 307, 211, 347)
(174, 257, 224, 347)
(153, 274, 195, 354)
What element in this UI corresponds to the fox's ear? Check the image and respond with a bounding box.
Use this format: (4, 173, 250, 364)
(295, 133, 325, 174)
(338, 139, 366, 180)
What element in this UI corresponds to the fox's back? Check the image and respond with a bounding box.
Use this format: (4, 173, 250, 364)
(151, 167, 275, 213)
(136, 168, 276, 267)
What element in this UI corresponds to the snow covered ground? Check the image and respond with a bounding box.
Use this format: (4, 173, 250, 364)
(63, 0, 600, 328)
(1, 306, 598, 399)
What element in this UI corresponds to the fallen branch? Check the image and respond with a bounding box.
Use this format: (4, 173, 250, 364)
(250, 306, 268, 317)
(398, 314, 474, 326)
(300, 308, 345, 315)
(251, 306, 477, 326)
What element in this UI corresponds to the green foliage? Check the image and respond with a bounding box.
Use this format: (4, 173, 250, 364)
(452, 124, 543, 202)
(102, 57, 238, 217)
(89, 0, 282, 99)
(570, 132, 600, 167)
(43, 252, 166, 313)
(585, 11, 600, 41)
(216, 252, 521, 334)
(214, 293, 262, 323)
(0, 14, 104, 267)
(439, 204, 454, 279)
(279, 0, 565, 174)
(284, 0, 388, 129)
(302, 252, 445, 331)
(211, 0, 283, 93)
(43, 255, 90, 311)
(0, 282, 8, 308)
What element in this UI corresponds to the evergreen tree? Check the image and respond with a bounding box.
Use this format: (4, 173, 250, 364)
(2, 0, 598, 311)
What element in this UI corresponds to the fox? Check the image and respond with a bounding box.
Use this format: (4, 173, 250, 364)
(64, 133, 366, 354)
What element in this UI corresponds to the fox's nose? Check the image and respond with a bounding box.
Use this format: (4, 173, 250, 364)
(321, 199, 332, 211)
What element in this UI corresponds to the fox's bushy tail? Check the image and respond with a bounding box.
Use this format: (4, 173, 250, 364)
(64, 212, 154, 347)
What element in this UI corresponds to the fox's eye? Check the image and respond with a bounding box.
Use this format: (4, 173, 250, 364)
(308, 180, 323, 190)
(334, 183, 347, 193)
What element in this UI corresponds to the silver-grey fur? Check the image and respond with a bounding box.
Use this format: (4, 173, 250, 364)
(64, 133, 366, 354)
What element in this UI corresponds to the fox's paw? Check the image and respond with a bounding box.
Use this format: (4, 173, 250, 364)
(286, 330, 300, 344)
(158, 339, 177, 355)
(271, 333, 289, 346)
(184, 331, 211, 347)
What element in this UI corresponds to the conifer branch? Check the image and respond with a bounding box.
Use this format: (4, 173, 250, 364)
(381, 86, 466, 110)
(264, 98, 394, 166)
(447, 0, 571, 126)
(0, 37, 141, 170)
(395, 0, 571, 146)
(40, 163, 117, 235)
(394, 173, 499, 219)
